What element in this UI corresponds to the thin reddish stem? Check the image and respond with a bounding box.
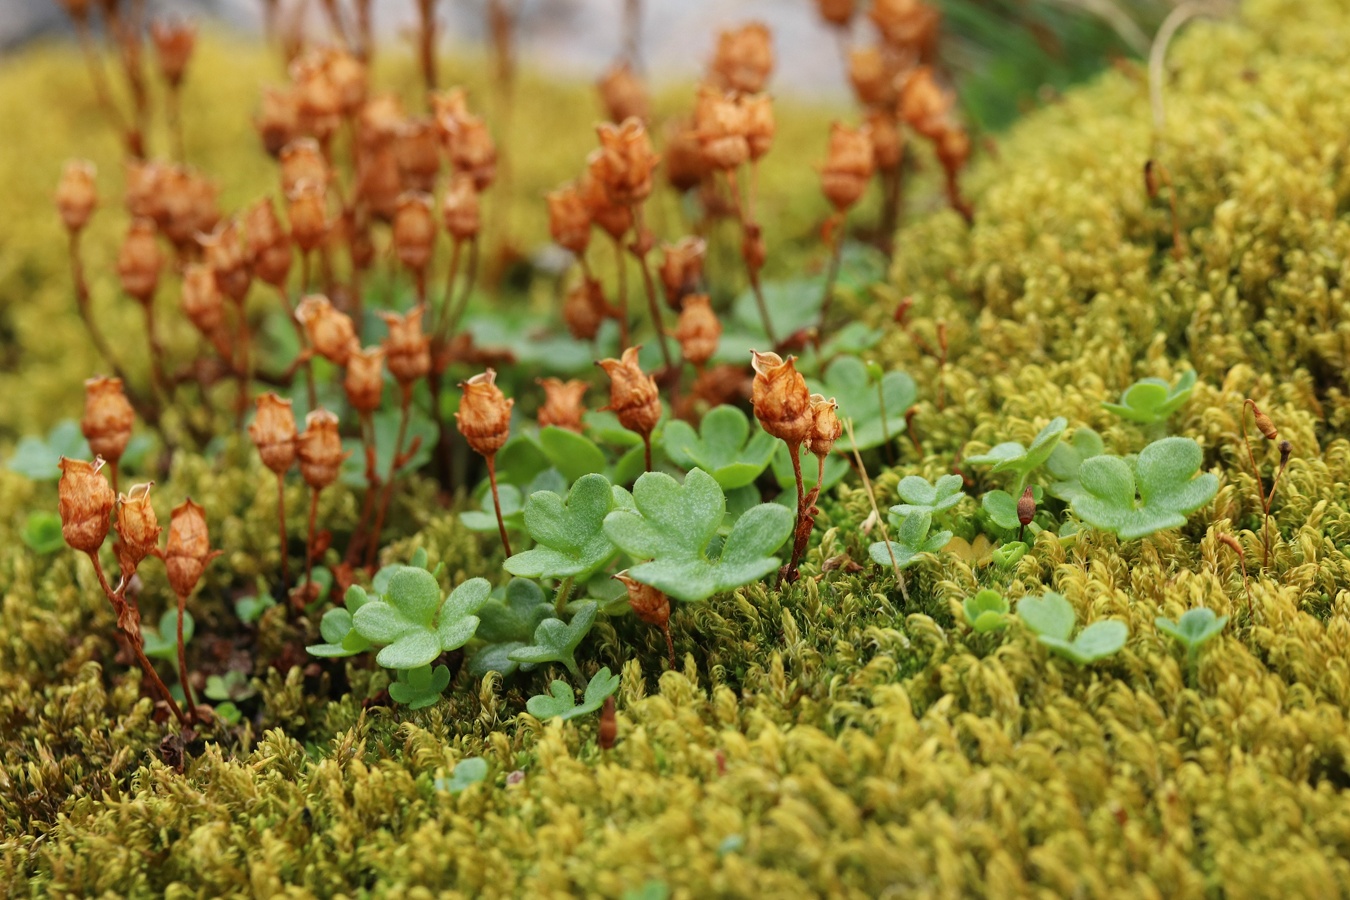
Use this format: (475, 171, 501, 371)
(487, 454, 514, 558)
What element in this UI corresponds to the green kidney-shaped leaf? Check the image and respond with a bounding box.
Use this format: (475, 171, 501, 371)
(475, 578, 555, 644)
(1017, 592, 1075, 642)
(1072, 438, 1217, 540)
(662, 405, 777, 489)
(892, 473, 965, 517)
(508, 601, 597, 678)
(1041, 619, 1128, 664)
(504, 474, 623, 580)
(1156, 607, 1227, 649)
(539, 427, 609, 482)
(527, 666, 621, 721)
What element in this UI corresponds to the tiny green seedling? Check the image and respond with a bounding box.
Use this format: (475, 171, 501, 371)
(388, 663, 452, 709)
(963, 417, 1067, 494)
(868, 509, 951, 569)
(503, 474, 632, 580)
(468, 578, 557, 678)
(508, 601, 598, 678)
(662, 405, 777, 489)
(807, 355, 917, 451)
(1102, 370, 1196, 426)
(351, 569, 491, 669)
(891, 474, 966, 518)
(1045, 427, 1105, 504)
(435, 757, 489, 793)
(1017, 592, 1128, 664)
(991, 541, 1028, 568)
(306, 584, 374, 658)
(603, 468, 794, 602)
(963, 589, 1010, 632)
(203, 670, 256, 703)
(142, 609, 193, 662)
(526, 666, 620, 721)
(1155, 607, 1227, 664)
(1071, 437, 1218, 540)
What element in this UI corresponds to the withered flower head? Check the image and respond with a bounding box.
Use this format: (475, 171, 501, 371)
(291, 51, 341, 141)
(114, 482, 161, 576)
(58, 457, 116, 555)
(201, 218, 252, 303)
(447, 115, 498, 191)
(181, 262, 225, 336)
(867, 110, 904, 172)
(613, 572, 670, 629)
(456, 369, 514, 458)
(257, 85, 300, 158)
(357, 144, 403, 222)
(344, 347, 386, 413)
(869, 0, 941, 56)
(588, 118, 661, 207)
(663, 117, 707, 193)
(359, 93, 405, 149)
(711, 22, 774, 94)
(124, 159, 165, 221)
(819, 122, 875, 211)
(116, 218, 164, 304)
(161, 498, 221, 598)
(597, 346, 661, 440)
(441, 173, 482, 242)
(742, 94, 776, 161)
(659, 236, 707, 310)
(936, 126, 970, 176)
(325, 49, 368, 115)
(536, 378, 588, 432)
(394, 117, 441, 193)
(806, 394, 841, 458)
(750, 350, 813, 446)
(280, 137, 328, 196)
(150, 19, 196, 87)
(816, 0, 856, 27)
(597, 60, 651, 124)
(296, 408, 346, 489)
(848, 46, 896, 108)
(392, 191, 436, 275)
(286, 179, 330, 252)
(244, 197, 293, 288)
(296, 294, 358, 366)
(693, 86, 749, 172)
(379, 306, 432, 385)
(674, 295, 721, 367)
(248, 392, 298, 474)
(898, 66, 953, 140)
(579, 170, 632, 240)
(82, 377, 135, 464)
(547, 182, 592, 256)
(56, 159, 98, 233)
(431, 87, 471, 130)
(563, 277, 610, 341)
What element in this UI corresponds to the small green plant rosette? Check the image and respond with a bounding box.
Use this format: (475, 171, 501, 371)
(142, 609, 194, 661)
(603, 467, 794, 603)
(806, 355, 917, 452)
(963, 417, 1067, 494)
(508, 601, 598, 678)
(1017, 592, 1128, 664)
(891, 474, 966, 518)
(1156, 607, 1228, 657)
(1102, 370, 1197, 425)
(1045, 427, 1105, 503)
(963, 589, 1010, 632)
(351, 570, 491, 670)
(1070, 437, 1219, 540)
(503, 473, 632, 581)
(388, 664, 452, 709)
(306, 585, 374, 658)
(526, 666, 620, 721)
(991, 540, 1028, 568)
(661, 405, 777, 489)
(868, 509, 952, 569)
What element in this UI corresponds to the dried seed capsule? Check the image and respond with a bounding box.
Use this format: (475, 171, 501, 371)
(160, 498, 220, 598)
(563, 277, 609, 341)
(257, 85, 300, 158)
(360, 93, 405, 150)
(248, 392, 299, 474)
(536, 378, 588, 432)
(116, 219, 164, 304)
(711, 22, 774, 94)
(598, 696, 617, 750)
(55, 159, 98, 233)
(1017, 485, 1035, 526)
(750, 350, 813, 446)
(344, 347, 386, 413)
(358, 144, 403, 222)
(82, 377, 135, 464)
(588, 117, 660, 207)
(181, 262, 226, 337)
(806, 394, 841, 459)
(898, 66, 953, 141)
(291, 51, 341, 141)
(201, 218, 252, 303)
(546, 183, 592, 257)
(244, 197, 293, 289)
(325, 49, 368, 116)
(598, 347, 661, 441)
(447, 115, 498, 191)
(296, 408, 346, 489)
(1250, 401, 1278, 440)
(280, 137, 329, 197)
(870, 0, 941, 56)
(848, 46, 895, 107)
(819, 122, 875, 211)
(392, 191, 436, 275)
(693, 86, 749, 172)
(114, 482, 161, 576)
(579, 170, 632, 240)
(150, 19, 196, 88)
(394, 117, 441, 193)
(456, 369, 514, 457)
(674, 295, 721, 367)
(296, 294, 358, 366)
(58, 457, 116, 554)
(441, 173, 481, 242)
(816, 0, 856, 27)
(659, 237, 706, 310)
(614, 572, 670, 628)
(286, 180, 330, 253)
(867, 110, 904, 172)
(663, 118, 706, 193)
(379, 306, 432, 386)
(935, 126, 970, 178)
(742, 94, 775, 161)
(1279, 440, 1292, 464)
(597, 60, 650, 124)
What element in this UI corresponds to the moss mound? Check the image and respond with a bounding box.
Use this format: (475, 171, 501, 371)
(6, 0, 1350, 895)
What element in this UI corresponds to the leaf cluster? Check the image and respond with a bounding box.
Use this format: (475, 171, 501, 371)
(1017, 592, 1127, 664)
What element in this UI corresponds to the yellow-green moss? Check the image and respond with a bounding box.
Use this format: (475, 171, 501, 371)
(5, 0, 1350, 895)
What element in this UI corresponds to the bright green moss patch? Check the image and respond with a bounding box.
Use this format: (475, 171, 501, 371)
(6, 0, 1350, 894)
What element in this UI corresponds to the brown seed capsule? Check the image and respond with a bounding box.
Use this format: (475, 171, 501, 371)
(614, 571, 674, 665)
(806, 394, 841, 458)
(160, 498, 221, 598)
(447, 115, 498, 191)
(125, 159, 166, 221)
(291, 52, 341, 141)
(598, 696, 617, 750)
(456, 369, 514, 457)
(394, 117, 441, 193)
(1017, 485, 1035, 527)
(296, 294, 358, 366)
(296, 408, 346, 489)
(659, 237, 707, 310)
(1250, 401, 1278, 440)
(360, 93, 406, 150)
(1279, 440, 1292, 464)
(344, 347, 386, 413)
(816, 0, 856, 27)
(280, 138, 329, 198)
(116, 219, 164, 304)
(694, 86, 750, 172)
(379, 306, 432, 385)
(711, 22, 774, 94)
(392, 191, 436, 276)
(898, 66, 953, 141)
(357, 144, 404, 222)
(750, 350, 813, 446)
(848, 46, 895, 108)
(674, 295, 721, 367)
(598, 346, 662, 441)
(56, 159, 98, 233)
(286, 180, 330, 253)
(202, 218, 252, 304)
(441, 173, 481, 242)
(935, 126, 970, 177)
(244, 198, 293, 289)
(248, 392, 299, 474)
(742, 94, 776, 162)
(597, 60, 650, 124)
(819, 122, 875, 211)
(82, 377, 135, 464)
(114, 482, 161, 576)
(867, 110, 904, 172)
(563, 277, 610, 341)
(325, 49, 368, 116)
(589, 117, 661, 207)
(150, 19, 196, 88)
(663, 118, 707, 193)
(257, 86, 300, 158)
(547, 183, 593, 257)
(536, 378, 588, 432)
(430, 87, 471, 134)
(579, 170, 632, 240)
(181, 262, 226, 337)
(58, 457, 117, 555)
